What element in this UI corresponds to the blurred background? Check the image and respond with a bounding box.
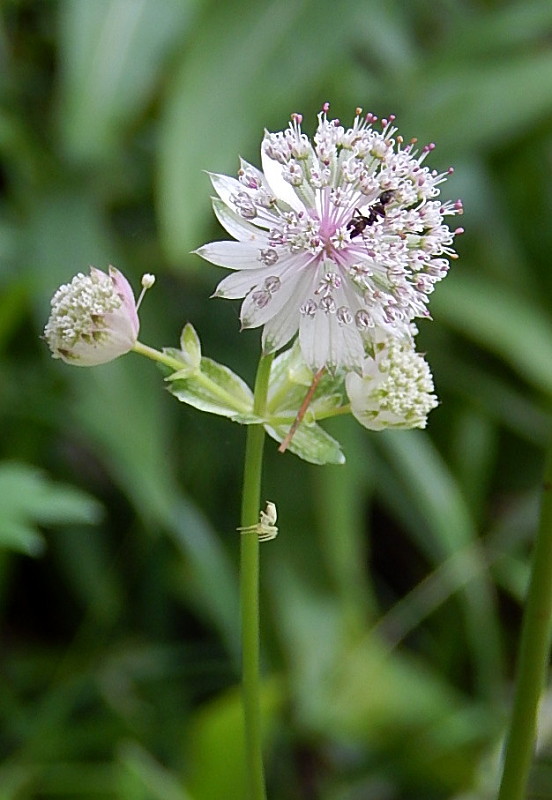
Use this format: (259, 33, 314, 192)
(2, 1, 552, 798)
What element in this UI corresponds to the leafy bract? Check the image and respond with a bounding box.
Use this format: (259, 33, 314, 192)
(265, 422, 345, 466)
(167, 356, 255, 420)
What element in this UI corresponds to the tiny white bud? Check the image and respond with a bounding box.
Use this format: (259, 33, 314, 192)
(136, 273, 156, 310)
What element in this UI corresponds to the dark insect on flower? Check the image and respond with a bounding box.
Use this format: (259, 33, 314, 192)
(347, 190, 394, 238)
(197, 106, 462, 374)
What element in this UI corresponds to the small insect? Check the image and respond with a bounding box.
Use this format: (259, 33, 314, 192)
(237, 501, 278, 542)
(347, 190, 394, 238)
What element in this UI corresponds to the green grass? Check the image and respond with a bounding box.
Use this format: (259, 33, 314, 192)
(2, 0, 552, 797)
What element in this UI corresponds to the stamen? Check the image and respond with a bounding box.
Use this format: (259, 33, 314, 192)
(137, 273, 155, 310)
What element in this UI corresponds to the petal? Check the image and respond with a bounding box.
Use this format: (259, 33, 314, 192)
(207, 172, 245, 206)
(260, 149, 305, 213)
(194, 241, 264, 269)
(261, 300, 300, 353)
(239, 255, 314, 330)
(261, 268, 315, 352)
(238, 157, 267, 182)
(299, 307, 364, 373)
(108, 266, 139, 338)
(214, 267, 269, 299)
(238, 158, 273, 192)
(212, 198, 267, 242)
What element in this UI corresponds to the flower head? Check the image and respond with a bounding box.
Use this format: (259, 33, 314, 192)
(196, 104, 462, 373)
(44, 266, 139, 366)
(345, 338, 438, 430)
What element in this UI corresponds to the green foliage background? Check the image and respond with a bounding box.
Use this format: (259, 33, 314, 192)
(1, 1, 552, 798)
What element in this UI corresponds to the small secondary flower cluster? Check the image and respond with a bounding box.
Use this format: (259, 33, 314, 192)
(196, 104, 463, 429)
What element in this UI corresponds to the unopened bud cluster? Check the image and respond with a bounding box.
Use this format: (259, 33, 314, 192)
(44, 266, 139, 366)
(346, 340, 438, 430)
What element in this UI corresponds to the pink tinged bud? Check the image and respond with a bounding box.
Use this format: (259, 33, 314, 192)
(44, 266, 139, 366)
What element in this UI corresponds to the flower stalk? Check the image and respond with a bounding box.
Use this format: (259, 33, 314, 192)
(240, 353, 273, 800)
(497, 439, 552, 800)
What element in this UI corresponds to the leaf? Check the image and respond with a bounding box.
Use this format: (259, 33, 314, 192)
(265, 422, 345, 466)
(57, 0, 194, 163)
(402, 49, 552, 154)
(267, 341, 346, 418)
(0, 463, 102, 556)
(167, 357, 254, 419)
(271, 565, 491, 793)
(118, 740, 194, 800)
(157, 0, 362, 261)
(432, 273, 552, 397)
(180, 323, 202, 369)
(73, 359, 240, 657)
(376, 430, 502, 700)
(186, 679, 283, 800)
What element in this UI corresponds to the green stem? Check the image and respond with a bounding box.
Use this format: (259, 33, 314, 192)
(132, 340, 188, 370)
(497, 440, 552, 800)
(240, 353, 273, 800)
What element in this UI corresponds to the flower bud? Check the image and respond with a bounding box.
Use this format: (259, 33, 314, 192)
(44, 266, 139, 366)
(346, 339, 438, 430)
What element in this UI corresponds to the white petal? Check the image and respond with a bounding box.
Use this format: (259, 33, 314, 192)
(261, 268, 315, 352)
(260, 149, 305, 213)
(299, 307, 364, 373)
(214, 267, 268, 299)
(238, 158, 271, 190)
(194, 241, 264, 269)
(261, 299, 300, 353)
(212, 198, 267, 242)
(240, 259, 311, 330)
(208, 172, 245, 206)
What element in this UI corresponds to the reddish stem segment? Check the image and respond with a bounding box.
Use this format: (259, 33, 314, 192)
(278, 367, 326, 453)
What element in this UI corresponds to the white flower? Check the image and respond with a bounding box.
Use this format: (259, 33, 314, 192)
(196, 104, 463, 373)
(44, 266, 139, 366)
(345, 338, 438, 430)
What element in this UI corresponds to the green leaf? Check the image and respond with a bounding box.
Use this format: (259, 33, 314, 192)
(157, 0, 362, 261)
(167, 356, 254, 419)
(57, 0, 194, 163)
(432, 273, 552, 397)
(272, 567, 491, 792)
(186, 679, 283, 800)
(180, 323, 202, 369)
(265, 422, 345, 466)
(73, 359, 240, 657)
(118, 740, 195, 800)
(402, 49, 552, 154)
(376, 430, 502, 701)
(0, 463, 103, 556)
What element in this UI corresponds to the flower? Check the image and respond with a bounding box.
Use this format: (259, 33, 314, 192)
(44, 266, 139, 366)
(345, 338, 438, 430)
(196, 103, 463, 373)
